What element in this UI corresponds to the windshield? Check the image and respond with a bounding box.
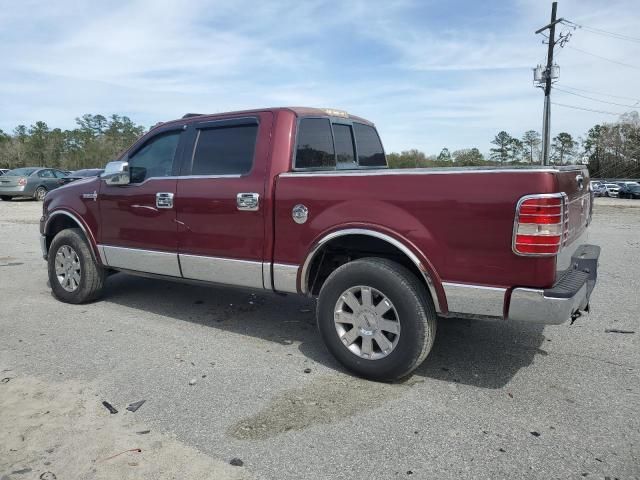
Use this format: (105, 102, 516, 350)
(6, 168, 38, 176)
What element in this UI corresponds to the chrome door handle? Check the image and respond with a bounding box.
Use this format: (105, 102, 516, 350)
(237, 193, 260, 211)
(156, 192, 174, 209)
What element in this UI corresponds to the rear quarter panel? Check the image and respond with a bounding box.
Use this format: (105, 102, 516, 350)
(274, 170, 561, 299)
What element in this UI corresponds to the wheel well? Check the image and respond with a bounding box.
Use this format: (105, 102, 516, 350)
(305, 234, 431, 298)
(45, 215, 84, 251)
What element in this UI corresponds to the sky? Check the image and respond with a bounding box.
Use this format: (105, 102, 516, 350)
(1, 0, 639, 154)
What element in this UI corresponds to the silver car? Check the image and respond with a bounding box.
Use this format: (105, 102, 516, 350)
(0, 167, 68, 201)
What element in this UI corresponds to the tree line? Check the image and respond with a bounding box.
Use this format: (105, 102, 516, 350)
(1, 111, 638, 179)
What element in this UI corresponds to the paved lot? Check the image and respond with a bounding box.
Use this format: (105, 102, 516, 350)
(1, 197, 639, 479)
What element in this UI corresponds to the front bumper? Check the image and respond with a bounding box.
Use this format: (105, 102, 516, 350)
(508, 244, 600, 324)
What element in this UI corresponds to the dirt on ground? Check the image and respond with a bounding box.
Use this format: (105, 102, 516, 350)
(0, 374, 250, 480)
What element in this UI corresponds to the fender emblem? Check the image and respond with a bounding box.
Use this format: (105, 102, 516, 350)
(82, 191, 98, 201)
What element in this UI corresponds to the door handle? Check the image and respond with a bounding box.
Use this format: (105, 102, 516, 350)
(236, 193, 259, 211)
(156, 192, 174, 209)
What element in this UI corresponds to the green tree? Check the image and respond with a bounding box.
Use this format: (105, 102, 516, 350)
(436, 147, 451, 163)
(551, 132, 576, 165)
(490, 131, 513, 164)
(452, 148, 484, 166)
(522, 130, 541, 164)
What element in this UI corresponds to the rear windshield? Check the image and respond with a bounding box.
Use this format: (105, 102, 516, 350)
(295, 118, 386, 170)
(6, 168, 37, 176)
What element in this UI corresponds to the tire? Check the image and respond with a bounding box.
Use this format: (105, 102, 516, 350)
(48, 228, 105, 304)
(0, 196, 11, 201)
(34, 186, 47, 201)
(317, 257, 437, 382)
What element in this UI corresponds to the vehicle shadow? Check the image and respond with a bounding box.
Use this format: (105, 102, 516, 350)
(101, 273, 548, 390)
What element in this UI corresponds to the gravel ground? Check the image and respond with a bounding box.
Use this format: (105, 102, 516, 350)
(0, 197, 638, 479)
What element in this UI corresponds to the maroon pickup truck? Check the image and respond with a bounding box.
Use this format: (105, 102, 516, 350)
(40, 107, 600, 381)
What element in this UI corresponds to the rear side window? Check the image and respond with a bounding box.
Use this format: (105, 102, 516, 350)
(38, 170, 54, 178)
(354, 123, 386, 167)
(191, 125, 258, 175)
(333, 124, 356, 169)
(295, 118, 335, 169)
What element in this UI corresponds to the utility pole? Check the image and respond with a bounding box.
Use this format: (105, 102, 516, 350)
(534, 2, 565, 165)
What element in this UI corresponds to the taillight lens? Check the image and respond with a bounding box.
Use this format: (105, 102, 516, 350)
(513, 194, 568, 256)
(18, 177, 27, 186)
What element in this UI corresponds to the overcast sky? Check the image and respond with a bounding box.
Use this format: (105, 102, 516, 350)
(1, 0, 638, 154)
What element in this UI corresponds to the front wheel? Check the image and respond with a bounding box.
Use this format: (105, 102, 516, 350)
(48, 228, 105, 304)
(34, 186, 47, 201)
(317, 258, 437, 381)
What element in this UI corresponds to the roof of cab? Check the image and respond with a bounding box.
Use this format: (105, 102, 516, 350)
(151, 107, 374, 132)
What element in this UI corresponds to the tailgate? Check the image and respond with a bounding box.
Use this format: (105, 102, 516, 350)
(555, 166, 592, 272)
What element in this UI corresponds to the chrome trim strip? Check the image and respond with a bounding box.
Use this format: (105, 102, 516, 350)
(102, 245, 181, 277)
(441, 282, 506, 318)
(280, 168, 562, 178)
(273, 263, 299, 293)
(262, 262, 272, 290)
(508, 284, 588, 325)
(179, 254, 263, 289)
(300, 228, 441, 313)
(97, 245, 108, 265)
(40, 234, 48, 259)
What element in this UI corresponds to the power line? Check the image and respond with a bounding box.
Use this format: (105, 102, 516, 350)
(566, 45, 640, 70)
(563, 20, 640, 43)
(559, 85, 640, 103)
(551, 102, 623, 116)
(554, 87, 640, 108)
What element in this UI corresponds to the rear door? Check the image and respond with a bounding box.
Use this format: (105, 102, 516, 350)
(175, 113, 273, 288)
(98, 125, 187, 276)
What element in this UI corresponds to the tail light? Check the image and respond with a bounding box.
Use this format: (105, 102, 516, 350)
(18, 178, 27, 186)
(513, 193, 568, 256)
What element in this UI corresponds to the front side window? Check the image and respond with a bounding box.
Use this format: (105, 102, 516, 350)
(191, 124, 258, 175)
(333, 124, 356, 169)
(128, 131, 180, 183)
(354, 123, 386, 167)
(295, 118, 335, 169)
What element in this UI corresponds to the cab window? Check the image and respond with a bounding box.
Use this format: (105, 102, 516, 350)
(191, 124, 258, 175)
(295, 118, 335, 169)
(128, 131, 180, 183)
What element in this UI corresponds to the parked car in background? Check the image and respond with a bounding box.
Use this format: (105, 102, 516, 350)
(619, 184, 640, 199)
(592, 183, 607, 197)
(602, 183, 621, 197)
(39, 107, 600, 381)
(0, 169, 9, 176)
(0, 167, 68, 201)
(60, 169, 104, 185)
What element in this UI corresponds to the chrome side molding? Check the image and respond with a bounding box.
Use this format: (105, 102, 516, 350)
(442, 282, 506, 318)
(101, 245, 181, 277)
(273, 263, 299, 293)
(179, 254, 263, 288)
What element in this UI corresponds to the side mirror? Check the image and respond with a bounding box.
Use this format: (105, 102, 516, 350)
(101, 161, 130, 185)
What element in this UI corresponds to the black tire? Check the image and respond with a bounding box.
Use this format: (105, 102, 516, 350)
(34, 186, 47, 201)
(48, 228, 105, 304)
(0, 196, 12, 201)
(317, 257, 437, 382)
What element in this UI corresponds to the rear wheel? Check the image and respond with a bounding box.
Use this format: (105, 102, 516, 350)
(0, 196, 11, 201)
(317, 258, 437, 381)
(34, 186, 47, 201)
(48, 228, 105, 304)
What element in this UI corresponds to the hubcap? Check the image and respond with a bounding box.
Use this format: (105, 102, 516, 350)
(54, 245, 81, 292)
(36, 188, 46, 200)
(334, 285, 401, 360)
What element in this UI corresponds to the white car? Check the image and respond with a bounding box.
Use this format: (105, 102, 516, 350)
(602, 183, 621, 197)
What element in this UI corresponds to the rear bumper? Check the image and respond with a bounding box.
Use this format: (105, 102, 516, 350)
(0, 185, 26, 196)
(508, 244, 600, 324)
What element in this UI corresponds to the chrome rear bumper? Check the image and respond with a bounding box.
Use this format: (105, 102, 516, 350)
(508, 244, 600, 324)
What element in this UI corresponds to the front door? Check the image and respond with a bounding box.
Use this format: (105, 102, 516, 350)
(175, 114, 273, 288)
(98, 126, 185, 276)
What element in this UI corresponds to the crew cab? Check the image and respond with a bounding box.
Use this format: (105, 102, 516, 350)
(40, 107, 600, 381)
